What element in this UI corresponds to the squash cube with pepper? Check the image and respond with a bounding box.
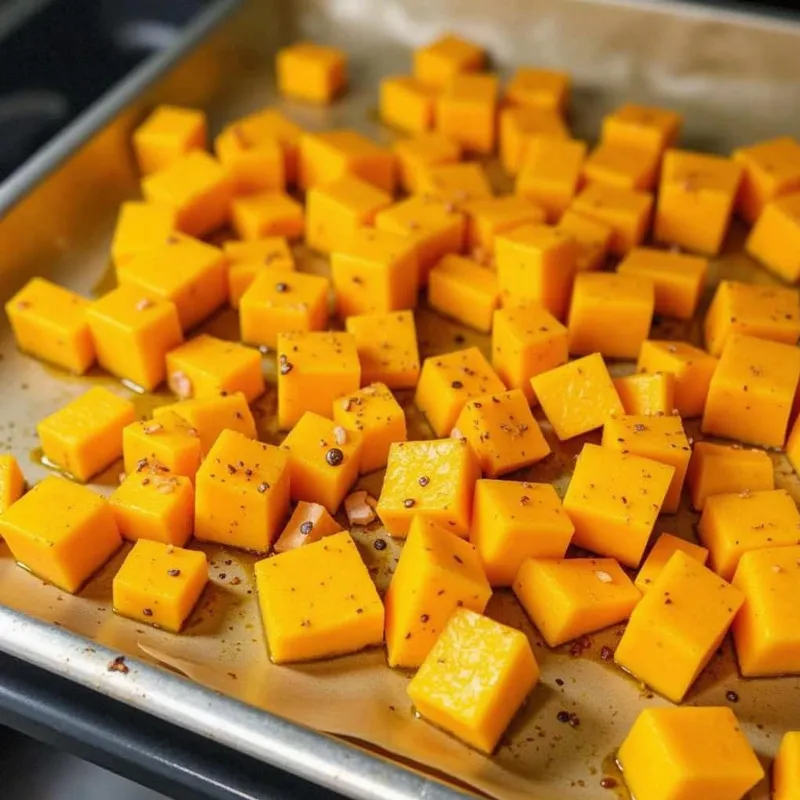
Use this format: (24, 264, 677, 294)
(0, 455, 24, 513)
(500, 107, 570, 176)
(635, 533, 708, 594)
(276, 42, 347, 104)
(225, 237, 295, 310)
(582, 141, 660, 192)
(413, 34, 484, 89)
(132, 105, 207, 175)
(393, 132, 461, 193)
(613, 372, 675, 417)
(273, 501, 343, 554)
(505, 67, 569, 112)
(214, 124, 284, 195)
(231, 191, 304, 241)
(746, 191, 800, 283)
(379, 76, 438, 134)
(774, 732, 800, 800)
(601, 103, 683, 156)
(556, 209, 613, 271)
(436, 73, 498, 154)
(111, 201, 175, 269)
(465, 195, 546, 252)
(416, 162, 493, 208)
(733, 135, 800, 223)
(122, 412, 202, 481)
(428, 254, 499, 333)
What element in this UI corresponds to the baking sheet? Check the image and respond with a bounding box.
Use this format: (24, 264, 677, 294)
(2, 1, 800, 798)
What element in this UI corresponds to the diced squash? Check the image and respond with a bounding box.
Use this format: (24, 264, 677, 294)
(231, 191, 304, 241)
(635, 533, 709, 594)
(428, 254, 499, 332)
(613, 372, 675, 417)
(555, 209, 613, 271)
(0, 455, 24, 513)
(123, 413, 202, 481)
(215, 124, 284, 195)
(504, 67, 569, 112)
(132, 105, 207, 175)
(582, 141, 660, 191)
(393, 132, 461, 193)
(407, 608, 539, 754)
(276, 42, 347, 104)
(733, 135, 800, 223)
(255, 531, 383, 662)
(436, 73, 498, 154)
(601, 103, 683, 156)
(500, 107, 570, 176)
(273, 501, 343, 554)
(416, 161, 493, 207)
(226, 241, 296, 310)
(774, 731, 800, 800)
(111, 201, 175, 268)
(465, 196, 545, 251)
(746, 191, 800, 283)
(379, 76, 437, 134)
(413, 34, 484, 89)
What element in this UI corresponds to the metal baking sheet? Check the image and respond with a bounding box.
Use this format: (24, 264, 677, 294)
(2, 1, 800, 798)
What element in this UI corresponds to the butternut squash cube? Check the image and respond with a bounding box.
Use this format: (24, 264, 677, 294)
(601, 103, 682, 156)
(746, 191, 800, 283)
(110, 470, 193, 546)
(428, 254, 499, 332)
(117, 234, 227, 332)
(464, 196, 545, 251)
(345, 310, 420, 389)
(617, 707, 763, 800)
(195, 429, 290, 552)
(733, 135, 800, 223)
(505, 67, 569, 112)
(774, 731, 800, 800)
(132, 105, 207, 175)
(112, 539, 207, 632)
(413, 34, 484, 89)
(276, 41, 347, 104)
(563, 443, 674, 567)
(332, 382, 406, 473)
(280, 412, 363, 513)
(704, 280, 800, 357)
(225, 238, 296, 310)
(0, 454, 24, 513)
(415, 347, 505, 438)
(635, 533, 709, 594)
(153, 393, 256, 456)
(379, 76, 437, 134)
(415, 161, 493, 207)
(492, 303, 569, 403)
(239, 269, 330, 349)
(377, 438, 479, 538)
(455, 389, 550, 477)
(556, 209, 613, 271)
(617, 247, 708, 321)
(306, 175, 392, 255)
(255, 531, 382, 662)
(570, 183, 654, 255)
(613, 372, 675, 417)
(273, 501, 343, 554)
(686, 441, 774, 512)
(514, 557, 640, 647)
(166, 334, 264, 404)
(38, 387, 135, 482)
(141, 151, 231, 238)
(110, 201, 175, 269)
(471, 480, 574, 586)
(123, 412, 202, 481)
(331, 227, 419, 318)
(375, 196, 465, 283)
(214, 125, 284, 195)
(495, 224, 579, 319)
(231, 191, 304, 241)
(500, 107, 570, 176)
(393, 132, 461, 193)
(637, 340, 718, 418)
(385, 516, 491, 667)
(299, 129, 395, 193)
(5, 278, 95, 374)
(655, 150, 743, 255)
(408, 608, 539, 754)
(436, 73, 497, 154)
(567, 272, 655, 359)
(531, 353, 623, 441)
(702, 334, 800, 448)
(583, 141, 660, 192)
(602, 414, 691, 513)
(0, 476, 121, 593)
(277, 331, 360, 430)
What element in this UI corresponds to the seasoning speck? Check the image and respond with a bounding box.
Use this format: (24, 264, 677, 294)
(300, 521, 314, 536)
(373, 538, 387, 551)
(418, 475, 429, 487)
(326, 448, 344, 466)
(403, 498, 416, 509)
(275, 282, 289, 293)
(107, 656, 129, 674)
(726, 690, 739, 703)
(142, 608, 153, 617)
(557, 711, 570, 723)
(167, 568, 181, 577)
(257, 482, 269, 493)
(595, 570, 613, 583)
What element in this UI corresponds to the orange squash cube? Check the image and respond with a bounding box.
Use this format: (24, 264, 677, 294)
(377, 438, 479, 538)
(704, 279, 800, 357)
(333, 383, 406, 474)
(413, 34, 484, 89)
(110, 201, 175, 269)
(602, 414, 691, 513)
(428, 254, 499, 332)
(567, 272, 654, 359)
(231, 191, 304, 241)
(166, 334, 264, 404)
(239, 269, 330, 349)
(563, 443, 674, 567)
(500, 107, 570, 175)
(379, 76, 437, 134)
(455, 389, 550, 477)
(746, 191, 800, 283)
(471, 480, 574, 586)
(122, 413, 202, 481)
(516, 138, 587, 222)
(345, 310, 420, 389)
(614, 551, 744, 702)
(110, 470, 194, 546)
(0, 477, 121, 593)
(556, 209, 613, 271)
(255, 531, 383, 663)
(436, 73, 497, 154)
(635, 533, 708, 594)
(613, 372, 675, 417)
(5, 278, 95, 374)
(273, 501, 343, 554)
(733, 135, 800, 223)
(702, 334, 800, 448)
(276, 41, 347, 104)
(655, 150, 743, 255)
(38, 387, 135, 482)
(504, 67, 569, 112)
(385, 516, 491, 667)
(195, 429, 290, 552)
(637, 340, 718, 418)
(464, 196, 546, 250)
(408, 608, 538, 754)
(495, 224, 579, 319)
(225, 238, 295, 310)
(415, 347, 505, 438)
(117, 234, 227, 332)
(214, 124, 284, 195)
(393, 132, 461, 193)
(531, 352, 623, 440)
(276, 331, 360, 429)
(331, 227, 419, 318)
(280, 412, 363, 513)
(132, 105, 207, 175)
(415, 161, 493, 207)
(112, 539, 207, 632)
(514, 557, 640, 647)
(601, 103, 683, 156)
(0, 455, 24, 513)
(774, 732, 800, 800)
(582, 141, 660, 191)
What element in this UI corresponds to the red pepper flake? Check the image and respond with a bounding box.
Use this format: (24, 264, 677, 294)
(107, 656, 129, 674)
(280, 361, 293, 375)
(373, 538, 387, 551)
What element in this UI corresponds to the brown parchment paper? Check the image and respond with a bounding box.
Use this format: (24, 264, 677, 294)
(2, 1, 800, 797)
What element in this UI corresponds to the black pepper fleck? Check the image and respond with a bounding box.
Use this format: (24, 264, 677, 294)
(326, 448, 344, 466)
(300, 521, 314, 536)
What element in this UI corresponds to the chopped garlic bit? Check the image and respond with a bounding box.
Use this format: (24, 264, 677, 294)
(345, 491, 377, 526)
(143, 423, 163, 435)
(450, 427, 465, 441)
(772, 564, 783, 574)
(333, 426, 348, 445)
(595, 570, 613, 583)
(169, 371, 193, 399)
(136, 298, 154, 311)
